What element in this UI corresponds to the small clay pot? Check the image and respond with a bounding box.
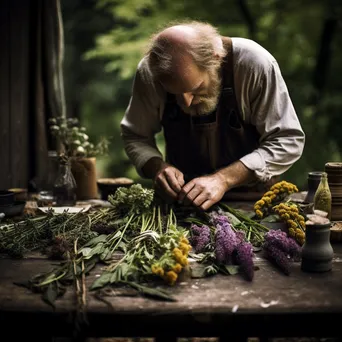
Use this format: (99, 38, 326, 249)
(0, 190, 15, 206)
(97, 177, 134, 201)
(301, 222, 334, 273)
(8, 188, 28, 201)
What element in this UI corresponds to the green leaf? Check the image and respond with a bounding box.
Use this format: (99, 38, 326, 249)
(221, 265, 240, 275)
(42, 283, 58, 309)
(84, 260, 97, 274)
(261, 214, 281, 223)
(144, 249, 154, 260)
(225, 212, 241, 226)
(100, 247, 112, 261)
(110, 270, 120, 283)
(81, 243, 105, 260)
(90, 272, 112, 290)
(81, 234, 107, 248)
(252, 246, 262, 253)
(204, 265, 218, 275)
(79, 247, 93, 257)
(117, 241, 127, 253)
(13, 280, 34, 291)
(238, 209, 256, 219)
(119, 263, 130, 278)
(190, 264, 208, 278)
(124, 281, 177, 302)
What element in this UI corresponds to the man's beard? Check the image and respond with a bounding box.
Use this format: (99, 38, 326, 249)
(179, 70, 222, 116)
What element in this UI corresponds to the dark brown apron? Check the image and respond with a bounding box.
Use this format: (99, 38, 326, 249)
(161, 37, 277, 200)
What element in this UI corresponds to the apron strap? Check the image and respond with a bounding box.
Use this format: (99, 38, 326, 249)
(220, 37, 243, 128)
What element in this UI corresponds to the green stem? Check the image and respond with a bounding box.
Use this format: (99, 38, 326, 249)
(38, 269, 68, 287)
(109, 214, 134, 251)
(158, 206, 162, 234)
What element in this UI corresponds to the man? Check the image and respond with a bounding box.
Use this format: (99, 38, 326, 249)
(120, 21, 305, 210)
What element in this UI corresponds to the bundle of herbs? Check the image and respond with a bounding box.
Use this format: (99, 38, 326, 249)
(181, 200, 302, 279)
(181, 204, 268, 281)
(12, 184, 191, 305)
(0, 209, 101, 258)
(2, 182, 304, 308)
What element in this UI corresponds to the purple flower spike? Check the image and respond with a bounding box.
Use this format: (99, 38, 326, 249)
(235, 241, 254, 281)
(263, 243, 290, 275)
(264, 229, 301, 260)
(210, 212, 239, 264)
(189, 224, 211, 253)
(215, 227, 228, 263)
(287, 237, 302, 262)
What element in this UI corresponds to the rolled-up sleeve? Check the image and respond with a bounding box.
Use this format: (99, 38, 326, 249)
(120, 59, 164, 177)
(239, 61, 305, 181)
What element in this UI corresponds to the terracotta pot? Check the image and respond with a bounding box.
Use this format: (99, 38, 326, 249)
(71, 157, 98, 200)
(97, 177, 134, 201)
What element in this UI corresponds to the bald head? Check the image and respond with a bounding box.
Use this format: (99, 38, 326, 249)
(145, 21, 226, 82)
(156, 25, 198, 51)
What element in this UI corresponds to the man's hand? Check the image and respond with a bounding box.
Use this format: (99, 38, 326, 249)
(177, 173, 229, 211)
(142, 157, 185, 203)
(177, 161, 256, 211)
(154, 164, 185, 203)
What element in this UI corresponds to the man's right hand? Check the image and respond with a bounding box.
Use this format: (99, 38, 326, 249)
(154, 164, 185, 203)
(142, 157, 185, 203)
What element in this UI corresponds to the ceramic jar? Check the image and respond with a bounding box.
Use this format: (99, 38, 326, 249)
(304, 171, 323, 204)
(301, 222, 333, 273)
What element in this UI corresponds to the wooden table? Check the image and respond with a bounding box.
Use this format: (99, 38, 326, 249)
(1, 243, 342, 341)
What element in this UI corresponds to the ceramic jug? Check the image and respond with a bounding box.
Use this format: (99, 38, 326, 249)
(301, 222, 333, 273)
(304, 171, 323, 204)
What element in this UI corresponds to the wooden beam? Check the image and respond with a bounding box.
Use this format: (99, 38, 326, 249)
(9, 0, 30, 188)
(0, 0, 11, 189)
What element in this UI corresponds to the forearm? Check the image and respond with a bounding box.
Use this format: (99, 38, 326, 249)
(141, 157, 168, 179)
(121, 125, 164, 178)
(240, 134, 305, 182)
(215, 160, 256, 191)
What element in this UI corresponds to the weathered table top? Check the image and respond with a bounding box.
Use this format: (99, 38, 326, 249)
(1, 244, 342, 339)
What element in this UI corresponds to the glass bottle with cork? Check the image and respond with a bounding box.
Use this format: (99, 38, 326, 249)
(313, 172, 332, 219)
(53, 155, 77, 206)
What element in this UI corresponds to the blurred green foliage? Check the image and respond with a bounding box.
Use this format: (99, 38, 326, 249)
(61, 0, 342, 190)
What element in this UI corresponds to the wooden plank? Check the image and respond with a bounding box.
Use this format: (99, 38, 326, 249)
(0, 0, 11, 189)
(9, 0, 30, 188)
(1, 248, 342, 338)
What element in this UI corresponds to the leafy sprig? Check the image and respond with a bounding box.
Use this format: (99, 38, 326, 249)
(48, 116, 110, 158)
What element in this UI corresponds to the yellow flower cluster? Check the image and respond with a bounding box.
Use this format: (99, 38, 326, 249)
(273, 203, 305, 245)
(254, 181, 299, 218)
(151, 236, 191, 286)
(270, 180, 299, 194)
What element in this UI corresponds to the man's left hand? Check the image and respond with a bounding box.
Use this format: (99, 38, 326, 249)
(177, 173, 229, 211)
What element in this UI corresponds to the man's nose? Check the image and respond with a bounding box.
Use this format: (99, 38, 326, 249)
(181, 93, 194, 107)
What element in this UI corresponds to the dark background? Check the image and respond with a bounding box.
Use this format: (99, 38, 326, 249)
(1, 0, 342, 191)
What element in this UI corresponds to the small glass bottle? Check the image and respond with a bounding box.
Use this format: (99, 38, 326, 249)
(53, 157, 77, 206)
(313, 172, 332, 220)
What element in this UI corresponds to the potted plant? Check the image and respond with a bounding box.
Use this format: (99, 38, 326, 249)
(48, 116, 110, 200)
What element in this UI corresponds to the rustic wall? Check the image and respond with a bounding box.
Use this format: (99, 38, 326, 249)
(0, 0, 30, 189)
(0, 0, 65, 191)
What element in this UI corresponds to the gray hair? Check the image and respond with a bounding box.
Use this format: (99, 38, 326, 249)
(145, 21, 226, 81)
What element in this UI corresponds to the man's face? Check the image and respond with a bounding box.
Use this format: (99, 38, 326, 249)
(160, 58, 221, 116)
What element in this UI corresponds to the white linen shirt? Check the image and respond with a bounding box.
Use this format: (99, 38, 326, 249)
(120, 37, 305, 181)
